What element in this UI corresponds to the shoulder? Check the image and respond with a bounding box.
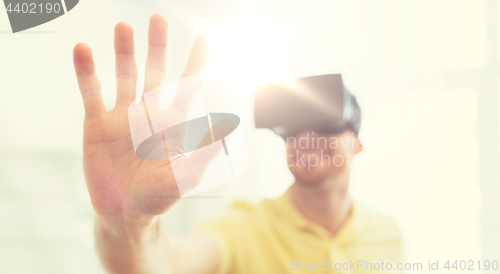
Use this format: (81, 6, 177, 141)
(350, 202, 403, 247)
(355, 203, 399, 229)
(195, 198, 267, 232)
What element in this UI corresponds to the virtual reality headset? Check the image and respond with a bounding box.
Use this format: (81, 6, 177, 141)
(254, 74, 361, 137)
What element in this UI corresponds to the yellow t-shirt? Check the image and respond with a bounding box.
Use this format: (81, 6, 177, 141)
(195, 188, 403, 274)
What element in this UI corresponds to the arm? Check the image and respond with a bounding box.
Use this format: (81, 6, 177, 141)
(94, 215, 220, 274)
(95, 215, 169, 274)
(73, 13, 222, 274)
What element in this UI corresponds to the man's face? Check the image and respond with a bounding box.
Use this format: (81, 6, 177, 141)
(285, 130, 363, 186)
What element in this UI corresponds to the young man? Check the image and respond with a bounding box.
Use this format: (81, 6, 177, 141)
(73, 13, 402, 274)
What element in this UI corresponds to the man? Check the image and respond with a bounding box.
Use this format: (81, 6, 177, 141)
(73, 13, 402, 274)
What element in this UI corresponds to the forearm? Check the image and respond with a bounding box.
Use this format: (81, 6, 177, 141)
(95, 214, 171, 274)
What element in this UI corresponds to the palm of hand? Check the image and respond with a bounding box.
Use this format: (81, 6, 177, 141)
(74, 14, 212, 219)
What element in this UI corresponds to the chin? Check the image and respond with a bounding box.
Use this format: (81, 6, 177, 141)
(289, 161, 350, 188)
(290, 166, 330, 186)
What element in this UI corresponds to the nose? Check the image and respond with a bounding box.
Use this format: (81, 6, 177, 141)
(296, 131, 314, 149)
(294, 131, 329, 150)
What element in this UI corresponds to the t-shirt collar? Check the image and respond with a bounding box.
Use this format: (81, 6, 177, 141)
(274, 186, 362, 244)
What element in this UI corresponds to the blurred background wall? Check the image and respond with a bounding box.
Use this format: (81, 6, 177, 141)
(1, 0, 499, 273)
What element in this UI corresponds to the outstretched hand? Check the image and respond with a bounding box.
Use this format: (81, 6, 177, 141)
(73, 13, 217, 222)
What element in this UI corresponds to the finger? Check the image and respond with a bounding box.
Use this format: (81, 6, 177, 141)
(143, 13, 169, 94)
(171, 35, 211, 112)
(180, 35, 211, 85)
(73, 43, 105, 119)
(186, 118, 237, 169)
(175, 119, 235, 197)
(114, 22, 138, 106)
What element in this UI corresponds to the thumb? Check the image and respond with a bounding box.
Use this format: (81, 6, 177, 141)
(186, 117, 238, 172)
(174, 118, 238, 197)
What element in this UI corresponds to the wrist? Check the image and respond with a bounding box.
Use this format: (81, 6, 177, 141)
(95, 213, 160, 242)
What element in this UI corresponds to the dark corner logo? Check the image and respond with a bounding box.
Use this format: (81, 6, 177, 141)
(3, 0, 79, 33)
